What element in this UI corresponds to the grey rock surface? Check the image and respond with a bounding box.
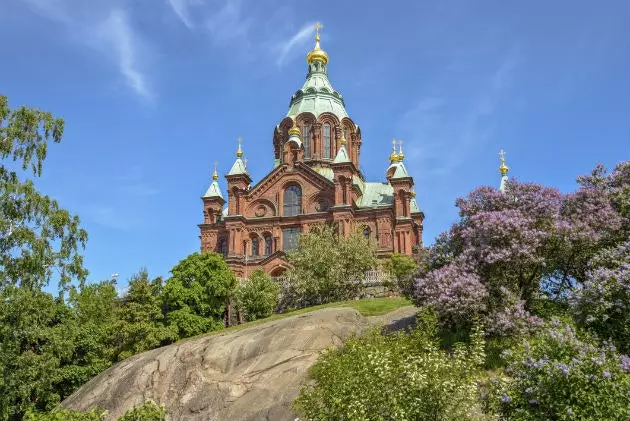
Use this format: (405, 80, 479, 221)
(63, 306, 417, 421)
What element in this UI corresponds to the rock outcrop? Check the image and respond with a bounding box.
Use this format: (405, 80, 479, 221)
(62, 306, 417, 421)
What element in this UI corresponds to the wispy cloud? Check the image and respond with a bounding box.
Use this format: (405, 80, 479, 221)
(276, 23, 315, 67)
(167, 0, 203, 29)
(21, 0, 153, 100)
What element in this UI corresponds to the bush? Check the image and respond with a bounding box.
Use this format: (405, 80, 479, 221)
(234, 270, 280, 322)
(285, 225, 377, 309)
(570, 241, 630, 353)
(294, 310, 490, 421)
(487, 319, 630, 420)
(23, 408, 106, 421)
(382, 253, 418, 297)
(118, 401, 167, 421)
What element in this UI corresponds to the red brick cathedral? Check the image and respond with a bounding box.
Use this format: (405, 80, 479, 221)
(199, 26, 423, 277)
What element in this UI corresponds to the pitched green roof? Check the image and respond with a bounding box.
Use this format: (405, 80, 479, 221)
(228, 158, 247, 176)
(287, 62, 348, 119)
(392, 162, 410, 179)
(410, 197, 421, 214)
(357, 182, 394, 208)
(313, 166, 334, 181)
(203, 180, 223, 199)
(333, 144, 351, 163)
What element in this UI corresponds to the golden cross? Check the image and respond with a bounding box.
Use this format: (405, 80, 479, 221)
(499, 149, 506, 162)
(392, 138, 396, 149)
(214, 160, 218, 172)
(397, 140, 403, 154)
(237, 137, 242, 146)
(314, 22, 323, 36)
(244, 157, 248, 169)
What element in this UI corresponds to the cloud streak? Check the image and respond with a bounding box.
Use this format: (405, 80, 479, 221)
(276, 23, 316, 67)
(22, 0, 153, 100)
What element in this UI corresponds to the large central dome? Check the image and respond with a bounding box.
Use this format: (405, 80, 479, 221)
(286, 33, 348, 120)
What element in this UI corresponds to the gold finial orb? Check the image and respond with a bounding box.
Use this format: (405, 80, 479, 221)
(212, 161, 219, 180)
(499, 149, 509, 176)
(411, 189, 417, 198)
(306, 22, 329, 64)
(288, 119, 301, 136)
(340, 134, 347, 145)
(236, 137, 244, 158)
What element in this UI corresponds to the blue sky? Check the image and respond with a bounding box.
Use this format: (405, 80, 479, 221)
(1, 0, 629, 288)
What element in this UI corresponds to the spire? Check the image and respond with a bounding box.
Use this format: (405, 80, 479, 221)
(306, 22, 328, 64)
(333, 133, 351, 163)
(499, 149, 509, 192)
(389, 138, 399, 163)
(204, 161, 223, 199)
(228, 137, 248, 175)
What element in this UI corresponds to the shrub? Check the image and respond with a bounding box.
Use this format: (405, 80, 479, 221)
(487, 320, 630, 420)
(234, 270, 280, 322)
(118, 401, 167, 421)
(23, 408, 106, 421)
(382, 253, 418, 298)
(570, 241, 630, 353)
(294, 310, 490, 421)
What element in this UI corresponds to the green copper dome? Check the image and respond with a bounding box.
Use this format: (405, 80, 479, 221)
(287, 56, 348, 119)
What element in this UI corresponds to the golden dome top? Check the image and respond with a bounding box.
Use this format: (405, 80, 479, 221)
(306, 22, 329, 64)
(236, 137, 243, 158)
(411, 189, 416, 198)
(212, 161, 219, 181)
(499, 149, 509, 176)
(288, 119, 301, 136)
(397, 140, 405, 161)
(340, 134, 347, 145)
(389, 139, 400, 163)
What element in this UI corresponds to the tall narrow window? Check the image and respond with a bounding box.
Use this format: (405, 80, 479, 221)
(343, 126, 349, 141)
(303, 124, 310, 158)
(282, 227, 300, 252)
(363, 227, 370, 239)
(264, 236, 273, 255)
(219, 238, 227, 256)
(283, 185, 302, 216)
(251, 237, 259, 256)
(323, 123, 331, 159)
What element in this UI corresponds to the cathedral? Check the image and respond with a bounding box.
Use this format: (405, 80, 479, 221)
(199, 26, 423, 277)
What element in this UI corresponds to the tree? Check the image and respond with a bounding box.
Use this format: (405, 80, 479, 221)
(112, 269, 177, 361)
(382, 253, 418, 297)
(161, 252, 236, 337)
(0, 95, 87, 290)
(234, 270, 279, 322)
(285, 225, 377, 308)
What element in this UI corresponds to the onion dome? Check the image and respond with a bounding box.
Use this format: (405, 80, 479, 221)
(287, 119, 302, 147)
(389, 139, 399, 163)
(287, 23, 348, 120)
(306, 22, 329, 65)
(397, 140, 405, 161)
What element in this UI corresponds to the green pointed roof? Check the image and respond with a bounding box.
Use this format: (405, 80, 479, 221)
(228, 158, 247, 176)
(410, 197, 421, 213)
(333, 144, 351, 164)
(392, 162, 410, 179)
(287, 57, 348, 119)
(203, 180, 223, 199)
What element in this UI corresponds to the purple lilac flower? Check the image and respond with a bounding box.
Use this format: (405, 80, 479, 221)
(500, 394, 512, 403)
(621, 355, 630, 373)
(529, 399, 538, 405)
(567, 408, 574, 415)
(602, 370, 611, 379)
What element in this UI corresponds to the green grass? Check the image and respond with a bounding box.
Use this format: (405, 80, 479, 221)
(196, 297, 413, 340)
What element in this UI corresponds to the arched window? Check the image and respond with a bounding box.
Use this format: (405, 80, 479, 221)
(343, 126, 349, 141)
(264, 236, 273, 255)
(303, 124, 310, 158)
(282, 227, 300, 251)
(251, 237, 259, 256)
(283, 185, 302, 216)
(363, 226, 370, 239)
(218, 238, 227, 256)
(323, 123, 331, 159)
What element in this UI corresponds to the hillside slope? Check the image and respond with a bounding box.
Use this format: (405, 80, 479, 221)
(62, 306, 417, 421)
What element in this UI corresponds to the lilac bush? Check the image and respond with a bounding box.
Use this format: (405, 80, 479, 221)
(487, 320, 630, 420)
(570, 241, 630, 353)
(414, 162, 629, 336)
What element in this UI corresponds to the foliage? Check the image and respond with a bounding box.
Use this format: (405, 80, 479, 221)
(234, 270, 279, 322)
(285, 225, 377, 309)
(570, 241, 630, 353)
(0, 95, 87, 290)
(487, 320, 630, 420)
(382, 253, 418, 297)
(112, 269, 177, 360)
(23, 408, 106, 421)
(414, 163, 629, 336)
(118, 401, 167, 421)
(162, 252, 235, 337)
(295, 310, 490, 421)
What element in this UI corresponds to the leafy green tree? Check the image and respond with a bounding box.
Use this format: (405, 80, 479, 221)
(23, 408, 106, 421)
(162, 252, 236, 337)
(382, 253, 418, 297)
(285, 225, 377, 308)
(295, 310, 489, 421)
(0, 95, 87, 289)
(234, 270, 279, 322)
(112, 269, 177, 360)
